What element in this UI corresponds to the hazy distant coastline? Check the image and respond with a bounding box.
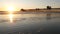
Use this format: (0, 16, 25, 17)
(0, 8, 60, 14)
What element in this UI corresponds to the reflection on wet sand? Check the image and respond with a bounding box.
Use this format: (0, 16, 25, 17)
(0, 13, 60, 34)
(46, 13, 51, 20)
(8, 14, 14, 23)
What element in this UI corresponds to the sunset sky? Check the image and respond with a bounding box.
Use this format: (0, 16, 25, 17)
(0, 0, 60, 11)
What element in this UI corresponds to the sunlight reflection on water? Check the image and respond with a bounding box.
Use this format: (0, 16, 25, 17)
(0, 13, 60, 34)
(8, 14, 14, 23)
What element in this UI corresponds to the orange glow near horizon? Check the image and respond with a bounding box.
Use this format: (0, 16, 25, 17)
(5, 5, 18, 11)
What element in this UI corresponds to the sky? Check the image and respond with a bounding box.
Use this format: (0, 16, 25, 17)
(0, 0, 60, 11)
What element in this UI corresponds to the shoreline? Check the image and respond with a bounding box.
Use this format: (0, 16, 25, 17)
(0, 9, 60, 14)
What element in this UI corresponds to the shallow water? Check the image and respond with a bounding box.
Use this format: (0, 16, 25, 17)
(0, 13, 60, 34)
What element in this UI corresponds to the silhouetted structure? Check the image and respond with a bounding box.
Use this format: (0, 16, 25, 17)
(47, 6, 51, 10)
(36, 8, 40, 10)
(20, 9, 26, 11)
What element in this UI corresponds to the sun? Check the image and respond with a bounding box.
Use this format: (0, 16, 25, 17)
(8, 7, 14, 11)
(7, 6, 15, 11)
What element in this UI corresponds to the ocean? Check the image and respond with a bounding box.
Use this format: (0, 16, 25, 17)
(0, 13, 60, 34)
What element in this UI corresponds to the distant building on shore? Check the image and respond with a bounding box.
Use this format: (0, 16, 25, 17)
(20, 8, 26, 11)
(47, 6, 51, 10)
